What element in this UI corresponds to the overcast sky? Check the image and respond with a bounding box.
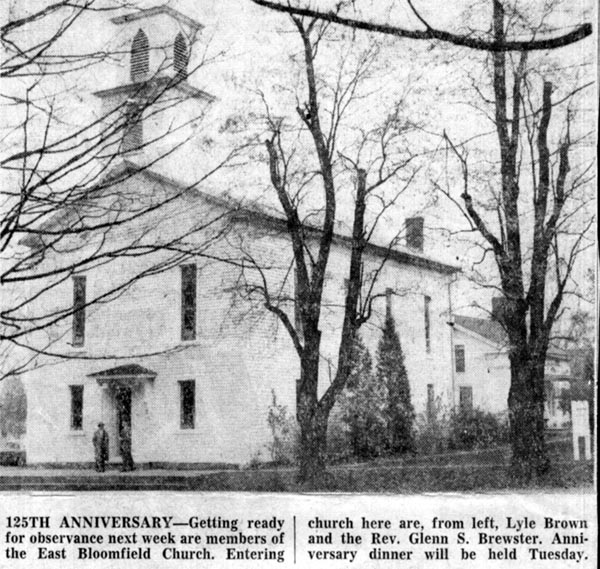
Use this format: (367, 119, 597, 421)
(2, 0, 596, 319)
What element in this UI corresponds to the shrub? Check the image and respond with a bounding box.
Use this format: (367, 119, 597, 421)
(448, 408, 508, 450)
(338, 335, 388, 459)
(326, 407, 353, 462)
(414, 396, 451, 454)
(0, 375, 27, 438)
(266, 390, 298, 465)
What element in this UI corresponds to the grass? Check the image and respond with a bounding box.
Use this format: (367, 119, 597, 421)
(176, 459, 593, 493)
(2, 459, 592, 492)
(186, 442, 594, 492)
(233, 438, 594, 492)
(2, 439, 593, 492)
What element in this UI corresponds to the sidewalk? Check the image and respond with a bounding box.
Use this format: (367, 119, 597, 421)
(0, 465, 249, 491)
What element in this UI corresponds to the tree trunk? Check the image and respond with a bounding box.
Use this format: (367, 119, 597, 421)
(295, 330, 330, 486)
(297, 407, 329, 486)
(508, 354, 550, 481)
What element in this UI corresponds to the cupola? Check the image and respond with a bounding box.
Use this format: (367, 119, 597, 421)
(92, 7, 213, 159)
(111, 6, 202, 83)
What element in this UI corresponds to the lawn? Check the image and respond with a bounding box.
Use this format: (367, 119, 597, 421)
(207, 440, 594, 492)
(1, 438, 593, 492)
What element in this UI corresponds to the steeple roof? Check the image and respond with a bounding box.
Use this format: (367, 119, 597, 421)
(111, 6, 203, 31)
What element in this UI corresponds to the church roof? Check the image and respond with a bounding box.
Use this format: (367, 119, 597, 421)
(111, 7, 203, 31)
(127, 162, 461, 276)
(19, 160, 460, 276)
(92, 76, 215, 103)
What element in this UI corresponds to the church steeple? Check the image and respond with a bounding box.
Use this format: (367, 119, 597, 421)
(93, 7, 213, 160)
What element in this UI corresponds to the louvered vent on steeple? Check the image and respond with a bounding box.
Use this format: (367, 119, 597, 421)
(130, 29, 149, 81)
(173, 32, 188, 80)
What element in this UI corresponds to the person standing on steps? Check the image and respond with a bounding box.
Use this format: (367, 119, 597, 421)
(92, 422, 109, 472)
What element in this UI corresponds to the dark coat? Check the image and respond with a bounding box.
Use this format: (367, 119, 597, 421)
(93, 428, 109, 461)
(120, 425, 132, 455)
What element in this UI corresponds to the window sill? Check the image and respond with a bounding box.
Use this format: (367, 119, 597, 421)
(67, 431, 87, 437)
(177, 341, 203, 350)
(174, 429, 198, 435)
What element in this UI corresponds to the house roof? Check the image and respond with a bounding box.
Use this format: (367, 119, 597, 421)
(454, 315, 570, 360)
(454, 315, 507, 345)
(110, 7, 203, 31)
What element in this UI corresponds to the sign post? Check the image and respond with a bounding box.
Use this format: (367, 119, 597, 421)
(571, 400, 592, 460)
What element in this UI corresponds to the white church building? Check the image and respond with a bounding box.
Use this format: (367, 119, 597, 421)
(18, 7, 463, 468)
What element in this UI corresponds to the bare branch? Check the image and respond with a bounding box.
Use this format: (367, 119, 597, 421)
(251, 0, 592, 52)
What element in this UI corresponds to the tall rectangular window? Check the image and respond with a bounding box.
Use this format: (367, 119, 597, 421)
(427, 384, 435, 423)
(406, 216, 424, 251)
(455, 344, 466, 373)
(70, 385, 84, 430)
(459, 386, 473, 413)
(385, 287, 393, 319)
(72, 276, 86, 347)
(181, 264, 196, 341)
(179, 380, 195, 429)
(424, 295, 431, 353)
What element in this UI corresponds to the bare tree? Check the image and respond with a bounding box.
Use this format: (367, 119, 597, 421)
(234, 17, 421, 484)
(251, 0, 595, 481)
(1, 1, 244, 376)
(438, 2, 594, 479)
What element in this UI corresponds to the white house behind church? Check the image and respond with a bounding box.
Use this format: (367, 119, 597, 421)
(451, 311, 572, 429)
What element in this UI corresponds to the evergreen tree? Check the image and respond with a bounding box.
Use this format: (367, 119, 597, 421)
(0, 376, 27, 439)
(339, 334, 387, 459)
(376, 315, 415, 454)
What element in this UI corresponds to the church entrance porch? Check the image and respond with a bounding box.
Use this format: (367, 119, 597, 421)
(87, 364, 156, 468)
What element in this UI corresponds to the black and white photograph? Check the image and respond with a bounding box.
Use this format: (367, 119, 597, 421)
(0, 0, 596, 566)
